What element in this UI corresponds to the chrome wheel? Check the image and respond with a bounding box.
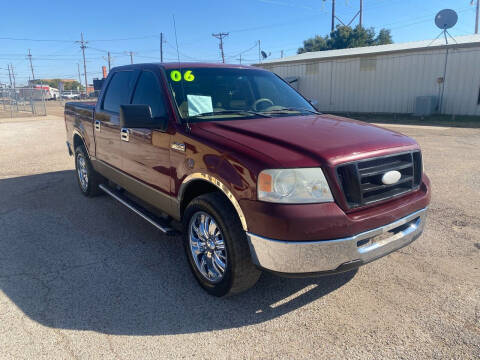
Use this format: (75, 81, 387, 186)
(76, 153, 89, 192)
(188, 211, 227, 283)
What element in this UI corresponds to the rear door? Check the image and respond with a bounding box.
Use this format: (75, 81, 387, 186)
(121, 69, 173, 202)
(94, 70, 138, 169)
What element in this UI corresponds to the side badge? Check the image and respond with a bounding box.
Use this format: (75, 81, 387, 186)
(171, 142, 186, 152)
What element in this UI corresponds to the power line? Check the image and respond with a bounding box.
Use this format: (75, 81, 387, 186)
(212, 32, 229, 63)
(0, 37, 74, 42)
(88, 35, 158, 42)
(164, 40, 208, 61)
(225, 42, 258, 58)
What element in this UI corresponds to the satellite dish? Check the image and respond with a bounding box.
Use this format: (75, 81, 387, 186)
(261, 50, 268, 59)
(435, 9, 458, 30)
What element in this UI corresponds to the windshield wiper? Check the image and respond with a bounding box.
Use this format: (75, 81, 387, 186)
(189, 110, 271, 119)
(261, 107, 322, 115)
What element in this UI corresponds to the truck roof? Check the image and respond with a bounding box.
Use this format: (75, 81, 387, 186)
(160, 62, 257, 70)
(110, 62, 265, 72)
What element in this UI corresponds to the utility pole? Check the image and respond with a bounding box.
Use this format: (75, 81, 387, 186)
(359, 0, 363, 27)
(7, 65, 12, 88)
(102, 52, 112, 72)
(10, 64, 16, 89)
(128, 51, 134, 64)
(329, 0, 363, 31)
(238, 54, 242, 64)
(331, 0, 335, 32)
(77, 33, 88, 95)
(281, 50, 284, 58)
(27, 49, 35, 81)
(212, 32, 229, 63)
(475, 0, 479, 34)
(160, 32, 164, 62)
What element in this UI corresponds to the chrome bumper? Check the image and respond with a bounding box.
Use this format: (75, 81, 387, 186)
(246, 208, 427, 275)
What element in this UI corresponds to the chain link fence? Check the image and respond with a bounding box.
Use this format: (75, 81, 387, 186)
(0, 87, 47, 117)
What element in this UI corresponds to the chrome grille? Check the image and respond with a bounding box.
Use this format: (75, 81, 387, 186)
(337, 151, 422, 208)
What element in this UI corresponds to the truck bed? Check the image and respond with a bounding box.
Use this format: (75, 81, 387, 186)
(65, 101, 97, 156)
(65, 101, 96, 110)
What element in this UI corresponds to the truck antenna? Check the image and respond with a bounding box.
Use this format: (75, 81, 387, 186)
(172, 14, 190, 132)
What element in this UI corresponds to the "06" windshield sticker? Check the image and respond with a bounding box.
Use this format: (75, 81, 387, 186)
(170, 70, 195, 82)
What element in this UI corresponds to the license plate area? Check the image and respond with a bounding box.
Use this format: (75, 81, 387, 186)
(357, 217, 419, 249)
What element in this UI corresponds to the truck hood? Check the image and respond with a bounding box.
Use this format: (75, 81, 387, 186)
(193, 114, 418, 167)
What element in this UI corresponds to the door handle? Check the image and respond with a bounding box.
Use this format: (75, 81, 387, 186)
(121, 128, 130, 142)
(94, 120, 101, 132)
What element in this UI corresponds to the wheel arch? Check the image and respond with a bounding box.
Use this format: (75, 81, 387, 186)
(72, 129, 90, 158)
(179, 173, 248, 231)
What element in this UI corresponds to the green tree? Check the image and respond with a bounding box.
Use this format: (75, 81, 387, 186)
(375, 28, 393, 45)
(298, 25, 393, 54)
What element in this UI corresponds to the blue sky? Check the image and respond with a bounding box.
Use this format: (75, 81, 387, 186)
(0, 0, 477, 86)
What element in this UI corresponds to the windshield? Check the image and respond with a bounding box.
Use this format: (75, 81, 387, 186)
(165, 67, 316, 122)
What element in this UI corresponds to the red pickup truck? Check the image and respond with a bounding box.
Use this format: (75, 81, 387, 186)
(65, 63, 430, 296)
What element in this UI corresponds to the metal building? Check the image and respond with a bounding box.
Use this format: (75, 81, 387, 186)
(257, 35, 480, 116)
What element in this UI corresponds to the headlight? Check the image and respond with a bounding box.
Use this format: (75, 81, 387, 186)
(258, 168, 334, 203)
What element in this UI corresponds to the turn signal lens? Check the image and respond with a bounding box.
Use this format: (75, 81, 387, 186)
(258, 172, 273, 192)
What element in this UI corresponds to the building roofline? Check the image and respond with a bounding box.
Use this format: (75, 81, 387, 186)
(255, 34, 480, 66)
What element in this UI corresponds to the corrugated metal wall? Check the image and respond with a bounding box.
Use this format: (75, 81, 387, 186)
(262, 47, 480, 116)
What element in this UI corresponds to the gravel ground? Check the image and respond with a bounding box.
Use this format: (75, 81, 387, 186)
(0, 115, 478, 359)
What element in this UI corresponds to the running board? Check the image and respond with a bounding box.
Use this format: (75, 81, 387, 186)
(99, 184, 176, 235)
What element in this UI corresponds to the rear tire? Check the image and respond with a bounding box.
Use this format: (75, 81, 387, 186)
(74, 145, 104, 197)
(183, 192, 261, 297)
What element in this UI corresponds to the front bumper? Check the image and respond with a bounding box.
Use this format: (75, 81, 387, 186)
(246, 207, 427, 276)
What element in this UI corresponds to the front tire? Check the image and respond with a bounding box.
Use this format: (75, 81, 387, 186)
(183, 193, 261, 297)
(74, 145, 104, 197)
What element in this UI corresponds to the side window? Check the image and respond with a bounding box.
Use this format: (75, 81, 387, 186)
(132, 71, 167, 118)
(102, 71, 136, 113)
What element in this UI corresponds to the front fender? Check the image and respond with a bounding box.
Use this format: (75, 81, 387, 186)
(178, 172, 249, 231)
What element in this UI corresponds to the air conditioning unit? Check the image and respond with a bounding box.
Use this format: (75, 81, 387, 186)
(414, 96, 438, 116)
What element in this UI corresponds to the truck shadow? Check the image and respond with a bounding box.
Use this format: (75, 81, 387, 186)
(0, 170, 356, 335)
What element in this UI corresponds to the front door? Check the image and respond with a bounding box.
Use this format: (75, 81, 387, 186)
(94, 70, 138, 170)
(120, 69, 173, 213)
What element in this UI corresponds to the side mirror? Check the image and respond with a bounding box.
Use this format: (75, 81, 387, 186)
(119, 104, 168, 130)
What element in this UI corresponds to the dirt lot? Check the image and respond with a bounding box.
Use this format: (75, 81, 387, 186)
(0, 114, 479, 359)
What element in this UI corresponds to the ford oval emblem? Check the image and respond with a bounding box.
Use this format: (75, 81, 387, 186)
(382, 170, 402, 185)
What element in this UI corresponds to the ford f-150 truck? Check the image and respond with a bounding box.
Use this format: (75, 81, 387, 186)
(65, 63, 430, 296)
